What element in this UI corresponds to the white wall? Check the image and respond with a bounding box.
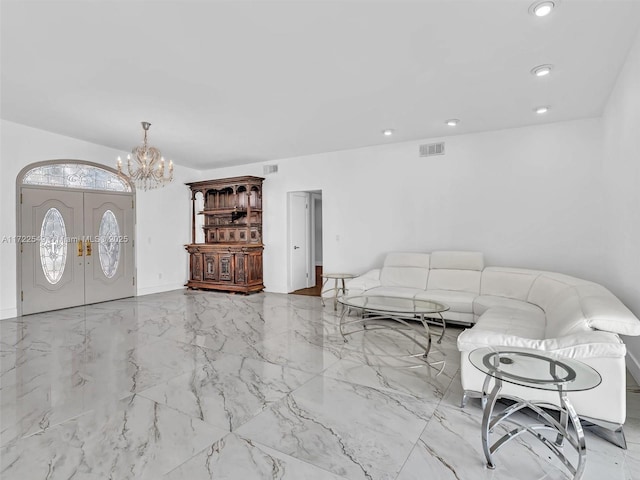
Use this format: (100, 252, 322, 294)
(0, 120, 196, 318)
(198, 118, 605, 294)
(601, 31, 640, 380)
(5, 91, 638, 379)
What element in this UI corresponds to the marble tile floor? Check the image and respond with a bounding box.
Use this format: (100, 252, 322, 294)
(0, 289, 639, 479)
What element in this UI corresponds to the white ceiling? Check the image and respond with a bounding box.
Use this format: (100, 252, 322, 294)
(2, 0, 640, 170)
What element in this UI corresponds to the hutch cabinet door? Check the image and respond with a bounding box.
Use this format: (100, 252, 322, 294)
(190, 252, 203, 281)
(248, 251, 263, 283)
(235, 253, 246, 284)
(203, 253, 218, 281)
(218, 254, 234, 282)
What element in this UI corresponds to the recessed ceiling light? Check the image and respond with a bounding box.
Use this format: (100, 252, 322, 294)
(445, 119, 460, 127)
(531, 64, 553, 77)
(534, 106, 550, 114)
(382, 129, 394, 136)
(530, 1, 555, 17)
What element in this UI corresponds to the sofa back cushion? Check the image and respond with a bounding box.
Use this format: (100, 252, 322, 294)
(544, 289, 592, 337)
(480, 267, 540, 301)
(380, 252, 430, 289)
(574, 284, 640, 336)
(530, 274, 640, 337)
(427, 251, 483, 293)
(527, 274, 575, 311)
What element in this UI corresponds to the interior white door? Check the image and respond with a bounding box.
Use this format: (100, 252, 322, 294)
(21, 188, 85, 314)
(289, 192, 309, 291)
(84, 192, 135, 304)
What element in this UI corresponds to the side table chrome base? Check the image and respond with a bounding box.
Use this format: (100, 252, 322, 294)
(321, 276, 350, 311)
(481, 374, 587, 479)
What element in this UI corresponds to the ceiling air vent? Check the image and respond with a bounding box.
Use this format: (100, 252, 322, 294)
(419, 142, 445, 157)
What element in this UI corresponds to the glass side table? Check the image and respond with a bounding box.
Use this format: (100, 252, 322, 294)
(469, 347, 601, 480)
(320, 273, 356, 310)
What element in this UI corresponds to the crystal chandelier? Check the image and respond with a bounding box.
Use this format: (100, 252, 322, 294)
(117, 121, 174, 190)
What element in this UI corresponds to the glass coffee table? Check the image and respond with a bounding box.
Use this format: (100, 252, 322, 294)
(469, 347, 601, 480)
(338, 295, 449, 370)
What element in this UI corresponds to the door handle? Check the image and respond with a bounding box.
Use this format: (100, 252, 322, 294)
(77, 240, 84, 257)
(293, 245, 300, 250)
(86, 239, 92, 256)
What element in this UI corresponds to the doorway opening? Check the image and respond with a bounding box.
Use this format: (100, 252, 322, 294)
(16, 160, 136, 315)
(287, 190, 323, 296)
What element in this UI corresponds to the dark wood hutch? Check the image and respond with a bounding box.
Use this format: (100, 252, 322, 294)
(185, 176, 264, 293)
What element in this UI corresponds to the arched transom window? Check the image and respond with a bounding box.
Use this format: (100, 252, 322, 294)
(22, 162, 132, 192)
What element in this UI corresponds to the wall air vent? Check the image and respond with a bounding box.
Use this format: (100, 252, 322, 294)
(263, 164, 278, 175)
(419, 142, 445, 157)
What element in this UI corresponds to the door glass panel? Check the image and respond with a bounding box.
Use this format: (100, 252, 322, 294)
(40, 208, 67, 284)
(98, 210, 121, 278)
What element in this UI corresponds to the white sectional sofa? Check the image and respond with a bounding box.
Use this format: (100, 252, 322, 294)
(346, 251, 640, 447)
(347, 251, 484, 324)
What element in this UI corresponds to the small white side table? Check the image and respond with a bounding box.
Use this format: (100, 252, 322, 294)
(320, 273, 356, 310)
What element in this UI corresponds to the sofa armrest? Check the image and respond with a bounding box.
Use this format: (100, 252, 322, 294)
(457, 329, 626, 359)
(540, 331, 626, 358)
(345, 269, 381, 295)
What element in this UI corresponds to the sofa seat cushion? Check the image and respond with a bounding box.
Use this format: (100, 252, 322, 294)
(362, 286, 420, 299)
(415, 289, 476, 314)
(473, 295, 544, 317)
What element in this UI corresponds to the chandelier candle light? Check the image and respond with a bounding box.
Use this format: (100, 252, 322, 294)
(117, 121, 174, 190)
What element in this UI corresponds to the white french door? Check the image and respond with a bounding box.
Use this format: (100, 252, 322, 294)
(21, 188, 85, 314)
(20, 187, 135, 315)
(84, 192, 135, 304)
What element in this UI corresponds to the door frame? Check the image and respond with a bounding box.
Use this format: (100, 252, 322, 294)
(287, 191, 310, 292)
(286, 190, 322, 293)
(15, 159, 136, 316)
(309, 191, 322, 286)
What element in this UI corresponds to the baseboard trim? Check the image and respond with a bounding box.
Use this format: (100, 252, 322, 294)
(136, 283, 186, 297)
(0, 286, 187, 319)
(1, 307, 18, 320)
(627, 350, 640, 385)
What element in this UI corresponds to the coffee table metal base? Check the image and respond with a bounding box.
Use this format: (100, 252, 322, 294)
(339, 309, 445, 374)
(426, 315, 446, 344)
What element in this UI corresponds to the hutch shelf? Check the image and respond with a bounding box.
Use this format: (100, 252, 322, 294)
(185, 176, 264, 294)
